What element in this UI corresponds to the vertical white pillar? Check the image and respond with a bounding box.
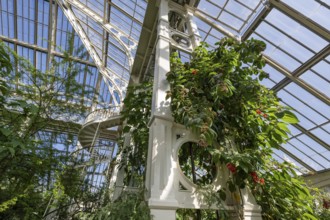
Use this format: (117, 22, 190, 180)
(185, 7, 201, 48)
(241, 188, 263, 220)
(150, 209, 176, 220)
(151, 1, 172, 118)
(146, 0, 178, 219)
(109, 134, 130, 200)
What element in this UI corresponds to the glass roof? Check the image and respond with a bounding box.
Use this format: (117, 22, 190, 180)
(197, 0, 264, 35)
(0, 0, 329, 175)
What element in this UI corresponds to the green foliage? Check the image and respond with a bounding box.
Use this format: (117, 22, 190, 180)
(79, 81, 155, 220)
(99, 190, 151, 220)
(176, 208, 227, 220)
(167, 38, 320, 219)
(167, 38, 297, 149)
(42, 167, 106, 220)
(76, 190, 151, 220)
(0, 37, 98, 219)
(178, 142, 215, 186)
(59, 165, 86, 199)
(120, 81, 153, 186)
(252, 160, 317, 220)
(0, 197, 18, 213)
(76, 82, 153, 220)
(0, 41, 12, 105)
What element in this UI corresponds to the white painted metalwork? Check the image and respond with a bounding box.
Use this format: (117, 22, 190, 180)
(65, 0, 136, 69)
(84, 106, 121, 125)
(145, 1, 262, 219)
(55, 0, 122, 105)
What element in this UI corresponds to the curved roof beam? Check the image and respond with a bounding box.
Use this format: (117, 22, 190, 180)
(56, 0, 122, 105)
(65, 0, 136, 70)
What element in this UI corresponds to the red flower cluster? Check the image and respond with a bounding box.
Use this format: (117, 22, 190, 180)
(226, 163, 237, 173)
(256, 109, 268, 118)
(191, 69, 198, 75)
(250, 171, 265, 185)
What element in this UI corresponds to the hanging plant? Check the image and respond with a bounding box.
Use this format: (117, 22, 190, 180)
(166, 38, 321, 219)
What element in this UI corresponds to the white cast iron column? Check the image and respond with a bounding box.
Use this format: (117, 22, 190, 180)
(146, 0, 178, 219)
(185, 6, 201, 48)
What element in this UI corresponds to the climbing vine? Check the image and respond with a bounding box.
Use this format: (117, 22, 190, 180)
(120, 82, 153, 187)
(166, 38, 327, 219)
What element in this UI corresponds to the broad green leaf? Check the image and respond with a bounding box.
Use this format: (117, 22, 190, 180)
(228, 181, 236, 192)
(281, 110, 299, 124)
(274, 128, 288, 140)
(0, 127, 11, 136)
(219, 189, 227, 201)
(8, 147, 15, 156)
(123, 126, 131, 133)
(302, 213, 318, 220)
(275, 112, 285, 118)
(277, 122, 290, 133)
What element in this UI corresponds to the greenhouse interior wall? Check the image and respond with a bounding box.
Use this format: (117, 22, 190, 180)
(0, 0, 329, 219)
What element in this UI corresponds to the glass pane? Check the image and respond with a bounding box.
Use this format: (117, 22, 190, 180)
(310, 128, 330, 144)
(249, 33, 302, 71)
(300, 70, 330, 96)
(273, 148, 318, 171)
(225, 0, 252, 21)
(297, 134, 329, 154)
(198, 0, 221, 18)
(283, 142, 325, 170)
(220, 11, 244, 30)
(322, 122, 330, 133)
(285, 83, 330, 119)
(266, 9, 328, 53)
(282, 0, 330, 30)
(263, 64, 285, 83)
(287, 124, 302, 136)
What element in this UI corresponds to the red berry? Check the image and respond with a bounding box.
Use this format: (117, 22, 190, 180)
(250, 171, 257, 177)
(256, 109, 262, 114)
(259, 178, 265, 185)
(226, 163, 237, 173)
(253, 176, 259, 183)
(250, 172, 260, 183)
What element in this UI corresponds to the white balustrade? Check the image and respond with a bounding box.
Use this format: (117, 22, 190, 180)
(84, 106, 121, 125)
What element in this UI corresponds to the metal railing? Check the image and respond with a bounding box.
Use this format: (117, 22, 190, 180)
(84, 106, 122, 124)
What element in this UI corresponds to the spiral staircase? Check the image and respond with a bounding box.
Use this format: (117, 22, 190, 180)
(78, 106, 123, 148)
(75, 106, 123, 188)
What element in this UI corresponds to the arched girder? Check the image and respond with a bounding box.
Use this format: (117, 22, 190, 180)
(55, 0, 123, 105)
(65, 0, 136, 71)
(69, 8, 131, 86)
